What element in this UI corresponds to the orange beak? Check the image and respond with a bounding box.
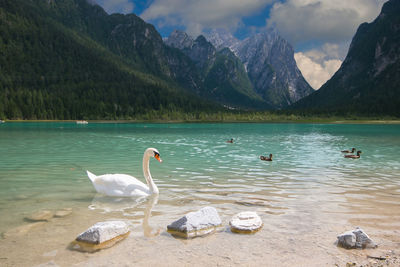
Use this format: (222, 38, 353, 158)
(155, 154, 162, 163)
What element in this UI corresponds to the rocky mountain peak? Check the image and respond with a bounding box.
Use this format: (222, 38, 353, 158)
(165, 29, 194, 49)
(206, 28, 240, 53)
(206, 29, 313, 107)
(189, 35, 217, 69)
(166, 27, 314, 108)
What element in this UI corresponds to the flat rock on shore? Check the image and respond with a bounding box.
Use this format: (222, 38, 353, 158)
(229, 211, 263, 233)
(337, 227, 377, 249)
(72, 221, 130, 252)
(167, 207, 222, 238)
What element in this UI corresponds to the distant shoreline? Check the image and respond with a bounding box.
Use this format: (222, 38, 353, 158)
(2, 119, 400, 124)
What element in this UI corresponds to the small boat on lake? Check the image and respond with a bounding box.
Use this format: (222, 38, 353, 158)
(76, 120, 88, 124)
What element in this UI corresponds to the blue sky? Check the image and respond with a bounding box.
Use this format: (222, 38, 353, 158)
(93, 0, 387, 89)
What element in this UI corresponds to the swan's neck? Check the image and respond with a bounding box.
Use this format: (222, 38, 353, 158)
(143, 153, 159, 194)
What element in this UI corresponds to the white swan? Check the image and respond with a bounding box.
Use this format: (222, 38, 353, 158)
(86, 148, 162, 197)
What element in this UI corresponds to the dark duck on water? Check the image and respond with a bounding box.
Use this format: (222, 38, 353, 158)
(260, 154, 273, 161)
(341, 147, 356, 153)
(344, 151, 362, 159)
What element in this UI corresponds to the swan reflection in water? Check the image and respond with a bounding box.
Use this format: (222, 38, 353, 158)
(89, 194, 161, 237)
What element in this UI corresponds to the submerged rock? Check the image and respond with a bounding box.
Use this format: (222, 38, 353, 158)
(229, 211, 263, 233)
(167, 207, 222, 238)
(72, 221, 130, 252)
(26, 210, 53, 222)
(54, 208, 72, 218)
(337, 227, 377, 249)
(3, 222, 46, 238)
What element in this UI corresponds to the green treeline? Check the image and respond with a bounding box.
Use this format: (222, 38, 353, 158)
(0, 0, 216, 120)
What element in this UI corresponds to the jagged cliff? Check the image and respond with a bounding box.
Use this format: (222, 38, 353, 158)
(293, 0, 400, 116)
(166, 30, 268, 108)
(206, 29, 314, 108)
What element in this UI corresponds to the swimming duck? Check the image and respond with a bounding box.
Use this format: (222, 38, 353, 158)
(226, 138, 234, 143)
(260, 154, 273, 161)
(341, 148, 356, 153)
(86, 148, 162, 197)
(344, 150, 362, 159)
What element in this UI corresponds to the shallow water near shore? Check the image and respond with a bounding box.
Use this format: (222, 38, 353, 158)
(0, 122, 399, 266)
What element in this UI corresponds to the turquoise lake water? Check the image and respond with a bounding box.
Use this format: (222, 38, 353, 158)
(0, 122, 399, 266)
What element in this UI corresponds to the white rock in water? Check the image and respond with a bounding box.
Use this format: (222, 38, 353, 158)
(337, 227, 377, 249)
(229, 211, 263, 233)
(353, 227, 377, 248)
(337, 231, 356, 249)
(26, 210, 53, 221)
(76, 221, 130, 245)
(167, 207, 222, 238)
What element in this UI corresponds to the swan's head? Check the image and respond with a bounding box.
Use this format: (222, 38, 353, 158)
(146, 148, 162, 163)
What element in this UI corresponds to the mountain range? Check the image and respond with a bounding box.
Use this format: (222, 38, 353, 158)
(165, 29, 314, 109)
(293, 0, 400, 116)
(206, 29, 314, 108)
(0, 0, 315, 120)
(0, 0, 399, 119)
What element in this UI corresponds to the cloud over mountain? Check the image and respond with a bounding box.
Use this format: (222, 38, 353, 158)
(294, 42, 346, 89)
(141, 0, 275, 36)
(267, 0, 387, 45)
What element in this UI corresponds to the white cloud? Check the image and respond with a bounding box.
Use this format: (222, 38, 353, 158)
(141, 0, 275, 37)
(267, 0, 387, 45)
(295, 48, 342, 89)
(95, 0, 134, 14)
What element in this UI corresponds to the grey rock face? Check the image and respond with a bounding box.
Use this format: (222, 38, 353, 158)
(167, 207, 222, 238)
(206, 29, 314, 108)
(166, 31, 265, 108)
(337, 227, 377, 249)
(353, 227, 377, 248)
(76, 221, 130, 244)
(164, 30, 194, 50)
(166, 31, 216, 70)
(337, 230, 357, 248)
(206, 29, 240, 53)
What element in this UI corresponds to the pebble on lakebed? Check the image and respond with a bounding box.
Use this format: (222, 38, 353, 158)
(167, 206, 222, 238)
(3, 222, 46, 238)
(337, 227, 377, 249)
(229, 211, 263, 234)
(54, 208, 72, 218)
(26, 210, 53, 222)
(71, 221, 130, 252)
